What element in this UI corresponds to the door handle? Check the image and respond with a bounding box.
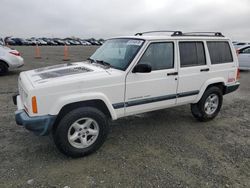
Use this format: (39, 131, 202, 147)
(167, 72, 178, 76)
(200, 68, 210, 72)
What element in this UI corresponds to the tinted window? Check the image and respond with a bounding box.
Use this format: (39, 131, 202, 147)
(138, 42, 174, 70)
(207, 41, 233, 64)
(179, 42, 206, 67)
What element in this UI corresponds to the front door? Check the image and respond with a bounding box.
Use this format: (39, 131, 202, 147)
(125, 41, 178, 116)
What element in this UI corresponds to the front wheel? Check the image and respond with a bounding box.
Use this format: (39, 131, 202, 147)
(53, 107, 109, 158)
(191, 86, 223, 122)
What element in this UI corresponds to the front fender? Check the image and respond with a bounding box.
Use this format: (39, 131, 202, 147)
(49, 92, 118, 120)
(194, 77, 226, 103)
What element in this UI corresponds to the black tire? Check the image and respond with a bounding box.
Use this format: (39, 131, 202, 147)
(0, 61, 8, 74)
(53, 107, 109, 158)
(191, 86, 223, 122)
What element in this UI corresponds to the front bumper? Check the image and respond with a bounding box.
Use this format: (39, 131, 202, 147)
(13, 95, 56, 136)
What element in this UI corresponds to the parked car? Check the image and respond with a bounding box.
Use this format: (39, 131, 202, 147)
(53, 38, 65, 45)
(37, 39, 47, 45)
(11, 38, 28, 45)
(5, 38, 16, 45)
(237, 45, 250, 70)
(234, 42, 250, 49)
(42, 38, 57, 45)
(0, 45, 24, 74)
(13, 31, 240, 157)
(26, 39, 37, 46)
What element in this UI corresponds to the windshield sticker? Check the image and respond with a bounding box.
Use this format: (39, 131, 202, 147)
(127, 40, 143, 46)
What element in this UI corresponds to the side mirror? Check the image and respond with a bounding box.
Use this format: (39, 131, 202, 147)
(132, 64, 152, 73)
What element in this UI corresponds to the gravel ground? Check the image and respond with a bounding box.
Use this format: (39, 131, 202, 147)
(0, 46, 249, 188)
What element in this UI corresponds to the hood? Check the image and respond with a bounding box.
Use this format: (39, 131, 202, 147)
(24, 61, 121, 88)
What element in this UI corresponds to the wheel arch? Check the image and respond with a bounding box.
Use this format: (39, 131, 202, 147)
(0, 59, 9, 67)
(195, 78, 226, 103)
(53, 99, 113, 133)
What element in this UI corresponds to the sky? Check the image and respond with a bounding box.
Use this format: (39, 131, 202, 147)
(1, 0, 250, 41)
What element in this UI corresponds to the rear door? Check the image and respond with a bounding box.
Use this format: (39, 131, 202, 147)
(176, 41, 209, 104)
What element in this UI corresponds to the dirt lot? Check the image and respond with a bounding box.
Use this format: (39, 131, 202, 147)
(0, 46, 249, 188)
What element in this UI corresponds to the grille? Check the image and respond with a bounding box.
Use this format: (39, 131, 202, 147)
(18, 82, 27, 103)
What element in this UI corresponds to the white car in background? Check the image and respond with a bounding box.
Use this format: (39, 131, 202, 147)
(233, 42, 250, 49)
(0, 45, 24, 74)
(237, 45, 250, 70)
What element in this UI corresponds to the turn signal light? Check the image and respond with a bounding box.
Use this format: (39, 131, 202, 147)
(32, 96, 38, 113)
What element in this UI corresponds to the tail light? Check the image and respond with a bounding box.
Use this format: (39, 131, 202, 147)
(9, 51, 20, 56)
(236, 68, 240, 81)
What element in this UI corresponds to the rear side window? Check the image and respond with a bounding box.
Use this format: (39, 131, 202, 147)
(179, 42, 206, 67)
(207, 41, 233, 64)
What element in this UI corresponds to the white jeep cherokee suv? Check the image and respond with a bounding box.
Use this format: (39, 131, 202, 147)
(13, 31, 240, 157)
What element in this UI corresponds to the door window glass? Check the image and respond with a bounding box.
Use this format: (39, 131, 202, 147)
(138, 42, 174, 70)
(179, 42, 206, 67)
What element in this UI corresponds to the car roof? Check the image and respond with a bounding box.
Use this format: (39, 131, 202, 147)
(111, 35, 230, 41)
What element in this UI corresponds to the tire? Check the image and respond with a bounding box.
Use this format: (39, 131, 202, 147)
(191, 86, 223, 122)
(0, 61, 8, 74)
(53, 107, 109, 158)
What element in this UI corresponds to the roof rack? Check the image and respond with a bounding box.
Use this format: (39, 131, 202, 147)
(135, 30, 183, 36)
(181, 32, 224, 37)
(134, 30, 224, 37)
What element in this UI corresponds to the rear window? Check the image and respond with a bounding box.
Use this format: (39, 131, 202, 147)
(179, 42, 206, 67)
(207, 41, 233, 64)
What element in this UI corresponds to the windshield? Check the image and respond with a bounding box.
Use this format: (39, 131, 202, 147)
(90, 38, 144, 70)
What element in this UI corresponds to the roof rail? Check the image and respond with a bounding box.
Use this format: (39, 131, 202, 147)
(135, 30, 183, 36)
(134, 30, 224, 37)
(181, 32, 224, 37)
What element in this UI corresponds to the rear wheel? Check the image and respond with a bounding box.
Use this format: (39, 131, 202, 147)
(53, 107, 109, 158)
(0, 61, 8, 74)
(191, 86, 223, 122)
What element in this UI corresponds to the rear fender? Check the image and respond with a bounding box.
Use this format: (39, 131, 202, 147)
(194, 77, 226, 103)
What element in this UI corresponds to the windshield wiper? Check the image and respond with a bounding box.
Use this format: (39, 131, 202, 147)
(87, 58, 111, 69)
(96, 60, 111, 68)
(87, 57, 96, 63)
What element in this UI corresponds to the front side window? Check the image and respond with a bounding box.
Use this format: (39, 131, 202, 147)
(90, 38, 144, 70)
(138, 42, 174, 70)
(207, 41, 233, 64)
(179, 42, 206, 67)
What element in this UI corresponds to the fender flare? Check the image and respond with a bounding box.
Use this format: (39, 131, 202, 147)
(194, 77, 226, 103)
(49, 92, 118, 120)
